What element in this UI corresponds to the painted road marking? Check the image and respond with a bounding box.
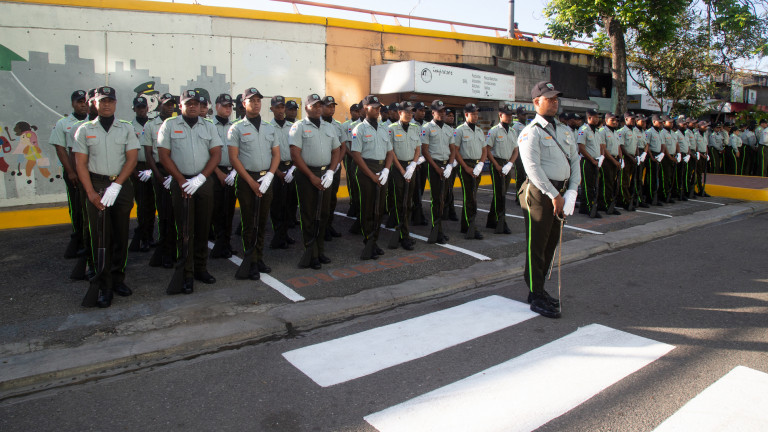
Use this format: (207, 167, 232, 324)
(207, 241, 305, 302)
(283, 295, 537, 387)
(333, 212, 491, 261)
(653, 366, 768, 432)
(693, 199, 726, 206)
(636, 209, 674, 218)
(365, 323, 674, 432)
(478, 187, 516, 196)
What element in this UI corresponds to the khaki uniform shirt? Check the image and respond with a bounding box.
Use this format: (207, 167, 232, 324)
(695, 130, 708, 153)
(709, 131, 725, 150)
(72, 118, 140, 176)
(420, 120, 454, 161)
(132, 119, 147, 163)
(518, 114, 581, 199)
(49, 114, 81, 150)
(269, 118, 293, 162)
(660, 129, 675, 154)
(454, 122, 485, 160)
(228, 117, 278, 172)
(633, 127, 647, 151)
(388, 121, 421, 162)
(140, 116, 163, 163)
(213, 116, 233, 167)
(742, 130, 757, 148)
(596, 126, 620, 157)
(730, 134, 742, 150)
(645, 127, 662, 153)
(486, 123, 518, 160)
(288, 118, 341, 167)
(674, 129, 689, 153)
(758, 127, 768, 146)
(351, 119, 392, 161)
(577, 124, 600, 158)
(157, 116, 223, 176)
(617, 125, 637, 155)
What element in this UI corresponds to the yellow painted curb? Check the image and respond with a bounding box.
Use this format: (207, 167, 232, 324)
(0, 175, 495, 230)
(706, 184, 768, 202)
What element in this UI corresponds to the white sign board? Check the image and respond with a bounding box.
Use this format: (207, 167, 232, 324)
(371, 60, 515, 101)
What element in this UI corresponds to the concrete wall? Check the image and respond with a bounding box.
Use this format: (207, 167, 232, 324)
(0, 2, 325, 207)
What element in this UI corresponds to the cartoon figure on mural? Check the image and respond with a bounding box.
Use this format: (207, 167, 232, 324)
(11, 121, 55, 183)
(0, 125, 13, 173)
(134, 81, 160, 118)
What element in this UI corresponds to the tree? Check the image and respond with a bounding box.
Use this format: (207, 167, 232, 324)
(544, 0, 689, 115)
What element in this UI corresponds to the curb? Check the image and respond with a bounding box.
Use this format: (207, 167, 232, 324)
(2, 201, 767, 400)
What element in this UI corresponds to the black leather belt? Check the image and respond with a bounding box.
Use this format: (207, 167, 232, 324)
(218, 165, 232, 172)
(550, 179, 568, 194)
(90, 173, 118, 181)
(308, 165, 328, 171)
(281, 160, 293, 166)
(246, 169, 268, 177)
(363, 158, 385, 165)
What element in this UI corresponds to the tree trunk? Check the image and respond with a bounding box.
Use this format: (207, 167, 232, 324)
(603, 15, 627, 115)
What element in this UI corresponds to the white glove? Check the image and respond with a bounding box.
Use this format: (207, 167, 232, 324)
(163, 175, 172, 190)
(416, 156, 426, 165)
(258, 171, 274, 194)
(696, 152, 701, 160)
(707, 154, 710, 161)
(284, 166, 296, 183)
(378, 168, 389, 185)
(563, 189, 577, 216)
(451, 160, 458, 168)
(335, 162, 341, 173)
(501, 161, 513, 175)
(404, 162, 416, 180)
(639, 152, 647, 163)
(320, 169, 334, 189)
(138, 169, 152, 182)
(597, 155, 605, 168)
(224, 169, 236, 186)
(636, 156, 641, 165)
(443, 164, 453, 179)
(472, 162, 483, 177)
(676, 153, 681, 163)
(620, 159, 625, 169)
(683, 155, 691, 163)
(182, 173, 206, 195)
(655, 153, 665, 163)
(100, 182, 122, 207)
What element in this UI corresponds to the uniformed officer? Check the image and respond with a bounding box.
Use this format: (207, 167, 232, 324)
(518, 82, 580, 319)
(387, 101, 421, 250)
(443, 107, 460, 221)
(289, 94, 342, 269)
(725, 125, 743, 175)
(643, 115, 664, 206)
(72, 86, 138, 308)
(694, 121, 711, 196)
(454, 103, 487, 239)
(341, 103, 361, 221)
(577, 109, 603, 217)
(351, 95, 394, 259)
(228, 88, 279, 280)
(196, 89, 211, 119)
(421, 99, 456, 244)
(129, 96, 156, 252)
(234, 94, 246, 120)
(512, 107, 529, 205)
(742, 122, 758, 175)
(210, 93, 237, 259)
(268, 95, 297, 249)
(485, 102, 519, 233)
(410, 101, 430, 226)
(660, 116, 677, 203)
(595, 113, 623, 214)
(284, 99, 300, 228)
(683, 118, 700, 198)
(321, 96, 346, 240)
(50, 90, 89, 259)
(158, 89, 223, 294)
(285, 99, 299, 123)
(758, 118, 768, 177)
(379, 104, 391, 127)
(141, 92, 177, 269)
(616, 112, 644, 210)
(673, 117, 690, 200)
(632, 115, 651, 207)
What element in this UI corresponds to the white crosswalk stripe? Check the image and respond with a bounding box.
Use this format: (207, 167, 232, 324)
(283, 295, 537, 387)
(364, 323, 674, 432)
(653, 366, 768, 432)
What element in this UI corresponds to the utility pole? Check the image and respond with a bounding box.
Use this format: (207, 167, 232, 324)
(508, 0, 515, 38)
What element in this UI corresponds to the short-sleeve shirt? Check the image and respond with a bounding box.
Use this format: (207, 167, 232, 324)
(269, 118, 293, 162)
(157, 116, 223, 176)
(72, 118, 140, 176)
(351, 119, 392, 160)
(708, 131, 724, 150)
(617, 125, 637, 155)
(742, 130, 757, 148)
(759, 127, 768, 146)
(486, 123, 518, 160)
(49, 114, 81, 150)
(228, 117, 277, 172)
(695, 130, 708, 152)
(140, 116, 164, 163)
(213, 116, 233, 167)
(288, 117, 341, 167)
(388, 121, 421, 162)
(674, 129, 689, 153)
(730, 134, 742, 150)
(325, 118, 346, 146)
(645, 127, 662, 153)
(660, 129, 675, 153)
(518, 114, 581, 199)
(132, 118, 148, 163)
(454, 122, 485, 160)
(633, 127, 646, 150)
(577, 124, 600, 158)
(596, 126, 620, 157)
(420, 120, 454, 161)
(341, 119, 357, 144)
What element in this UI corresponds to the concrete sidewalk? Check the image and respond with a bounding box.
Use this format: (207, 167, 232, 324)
(2, 199, 767, 401)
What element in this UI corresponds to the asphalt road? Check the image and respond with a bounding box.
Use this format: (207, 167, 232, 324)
(1, 206, 765, 431)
